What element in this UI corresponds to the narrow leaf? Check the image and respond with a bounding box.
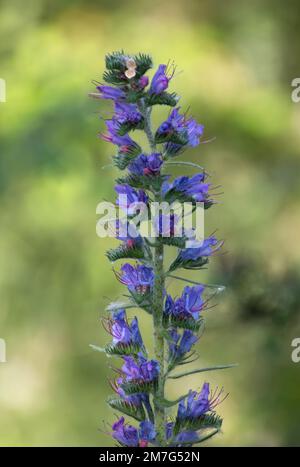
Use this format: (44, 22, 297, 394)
(168, 364, 238, 379)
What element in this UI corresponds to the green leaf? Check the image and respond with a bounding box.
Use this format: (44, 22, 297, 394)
(89, 344, 106, 353)
(155, 393, 189, 409)
(105, 301, 136, 312)
(107, 396, 146, 422)
(168, 363, 238, 380)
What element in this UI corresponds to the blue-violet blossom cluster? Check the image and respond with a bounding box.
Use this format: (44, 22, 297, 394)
(90, 51, 231, 447)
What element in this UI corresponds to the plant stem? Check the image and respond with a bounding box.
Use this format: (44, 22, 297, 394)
(139, 98, 166, 445)
(153, 238, 165, 445)
(138, 100, 156, 152)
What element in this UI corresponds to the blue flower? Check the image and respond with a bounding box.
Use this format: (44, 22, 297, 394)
(162, 173, 211, 202)
(114, 102, 143, 126)
(112, 418, 156, 447)
(177, 383, 226, 425)
(105, 309, 144, 348)
(139, 420, 156, 446)
(117, 263, 154, 294)
(121, 353, 160, 383)
(165, 285, 205, 321)
(101, 119, 135, 147)
(128, 153, 163, 176)
(178, 236, 221, 262)
(150, 64, 175, 94)
(156, 107, 204, 147)
(96, 85, 126, 101)
(138, 75, 149, 90)
(165, 422, 199, 446)
(115, 184, 148, 214)
(112, 417, 139, 446)
(152, 212, 177, 237)
(115, 220, 142, 248)
(168, 329, 198, 361)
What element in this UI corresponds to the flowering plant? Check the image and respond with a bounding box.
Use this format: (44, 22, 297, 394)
(90, 51, 235, 447)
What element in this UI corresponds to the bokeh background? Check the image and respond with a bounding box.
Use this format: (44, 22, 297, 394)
(0, 0, 300, 446)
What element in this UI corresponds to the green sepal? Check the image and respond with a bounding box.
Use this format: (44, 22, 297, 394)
(164, 315, 204, 333)
(125, 89, 145, 104)
(107, 396, 146, 422)
(168, 255, 209, 273)
(155, 129, 188, 146)
(103, 69, 127, 86)
(133, 53, 153, 77)
(105, 50, 126, 71)
(116, 173, 167, 192)
(121, 378, 158, 396)
(117, 119, 145, 136)
(160, 236, 187, 248)
(113, 144, 142, 170)
(174, 412, 223, 436)
(106, 244, 145, 262)
(128, 290, 153, 314)
(163, 189, 211, 208)
(145, 91, 178, 107)
(104, 342, 142, 357)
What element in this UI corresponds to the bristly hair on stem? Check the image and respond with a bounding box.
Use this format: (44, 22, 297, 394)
(89, 51, 236, 448)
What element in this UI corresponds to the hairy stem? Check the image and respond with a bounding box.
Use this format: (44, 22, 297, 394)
(153, 239, 165, 444)
(139, 98, 166, 445)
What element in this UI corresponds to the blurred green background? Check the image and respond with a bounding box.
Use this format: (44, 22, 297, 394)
(0, 0, 300, 447)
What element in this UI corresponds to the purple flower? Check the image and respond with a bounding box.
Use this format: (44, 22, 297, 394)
(156, 107, 204, 147)
(165, 422, 199, 446)
(112, 377, 145, 407)
(101, 119, 135, 147)
(110, 310, 132, 345)
(177, 383, 225, 421)
(105, 309, 144, 348)
(152, 212, 178, 237)
(138, 75, 149, 89)
(150, 64, 175, 94)
(139, 420, 156, 446)
(163, 173, 210, 202)
(168, 329, 198, 361)
(112, 417, 139, 446)
(121, 353, 160, 383)
(179, 236, 221, 262)
(115, 220, 142, 248)
(112, 418, 156, 447)
(115, 184, 148, 214)
(114, 102, 143, 126)
(117, 263, 154, 294)
(128, 153, 163, 176)
(96, 85, 126, 101)
(165, 285, 205, 321)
